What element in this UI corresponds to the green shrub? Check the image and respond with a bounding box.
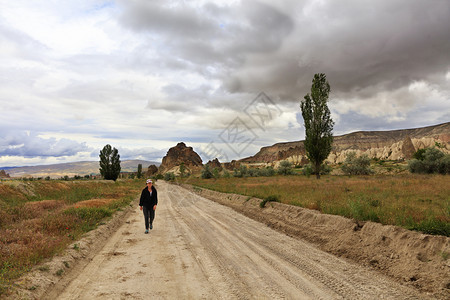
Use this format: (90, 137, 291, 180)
(277, 161, 294, 175)
(260, 195, 280, 208)
(233, 165, 248, 178)
(233, 166, 275, 177)
(248, 168, 259, 177)
(201, 165, 213, 179)
(164, 172, 175, 181)
(408, 147, 449, 174)
(413, 148, 427, 161)
(438, 155, 450, 174)
(302, 163, 331, 176)
(341, 152, 373, 175)
(258, 166, 275, 177)
(212, 168, 220, 179)
(154, 174, 164, 180)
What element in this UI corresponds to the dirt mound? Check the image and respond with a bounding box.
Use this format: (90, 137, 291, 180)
(182, 184, 450, 299)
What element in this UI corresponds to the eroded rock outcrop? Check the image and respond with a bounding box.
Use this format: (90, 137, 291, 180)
(0, 170, 10, 178)
(224, 160, 241, 171)
(241, 122, 450, 164)
(206, 158, 222, 171)
(146, 165, 158, 176)
(159, 142, 202, 173)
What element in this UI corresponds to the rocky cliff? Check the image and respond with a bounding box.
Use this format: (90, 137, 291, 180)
(241, 122, 450, 165)
(159, 142, 203, 173)
(205, 158, 222, 171)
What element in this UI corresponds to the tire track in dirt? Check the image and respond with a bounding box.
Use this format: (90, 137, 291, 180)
(46, 181, 428, 299)
(167, 183, 426, 300)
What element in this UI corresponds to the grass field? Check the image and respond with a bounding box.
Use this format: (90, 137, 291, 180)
(0, 179, 143, 295)
(183, 174, 450, 237)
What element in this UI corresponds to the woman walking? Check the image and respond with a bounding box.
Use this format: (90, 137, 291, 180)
(139, 179, 158, 234)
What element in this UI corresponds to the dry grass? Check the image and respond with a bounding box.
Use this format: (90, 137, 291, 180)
(0, 179, 143, 296)
(185, 174, 450, 236)
(74, 198, 116, 208)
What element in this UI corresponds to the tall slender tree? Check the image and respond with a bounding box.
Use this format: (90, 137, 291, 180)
(300, 73, 334, 179)
(99, 144, 121, 181)
(137, 164, 143, 179)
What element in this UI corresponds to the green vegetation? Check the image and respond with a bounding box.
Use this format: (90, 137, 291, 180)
(408, 147, 450, 174)
(137, 164, 143, 179)
(99, 144, 121, 181)
(201, 165, 214, 179)
(179, 162, 186, 177)
(341, 152, 374, 175)
(164, 172, 175, 181)
(0, 179, 142, 296)
(300, 73, 334, 179)
(277, 161, 294, 175)
(301, 163, 331, 177)
(186, 174, 449, 237)
(260, 195, 280, 208)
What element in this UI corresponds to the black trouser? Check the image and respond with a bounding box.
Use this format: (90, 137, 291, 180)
(143, 206, 155, 229)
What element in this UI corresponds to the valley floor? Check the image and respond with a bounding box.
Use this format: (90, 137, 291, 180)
(11, 181, 443, 299)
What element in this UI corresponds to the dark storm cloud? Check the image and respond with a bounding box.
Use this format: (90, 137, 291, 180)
(119, 0, 294, 75)
(227, 0, 450, 102)
(119, 0, 450, 104)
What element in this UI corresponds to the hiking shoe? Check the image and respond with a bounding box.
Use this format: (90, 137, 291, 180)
(150, 224, 153, 230)
(145, 229, 149, 234)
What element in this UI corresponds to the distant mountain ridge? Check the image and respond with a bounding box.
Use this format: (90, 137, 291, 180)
(1, 160, 160, 178)
(241, 122, 450, 164)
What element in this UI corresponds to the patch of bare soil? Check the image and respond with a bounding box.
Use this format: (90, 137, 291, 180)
(182, 183, 450, 299)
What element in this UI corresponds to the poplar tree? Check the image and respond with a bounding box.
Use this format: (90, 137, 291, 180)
(99, 144, 121, 181)
(300, 73, 334, 179)
(137, 164, 143, 179)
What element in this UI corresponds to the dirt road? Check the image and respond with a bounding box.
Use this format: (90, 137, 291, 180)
(45, 181, 426, 299)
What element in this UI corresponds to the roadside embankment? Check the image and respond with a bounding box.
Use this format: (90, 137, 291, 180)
(181, 183, 450, 299)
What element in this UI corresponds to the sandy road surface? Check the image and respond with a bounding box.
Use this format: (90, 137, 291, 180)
(47, 182, 426, 299)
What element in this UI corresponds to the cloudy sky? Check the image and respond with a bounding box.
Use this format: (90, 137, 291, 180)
(1, 0, 449, 167)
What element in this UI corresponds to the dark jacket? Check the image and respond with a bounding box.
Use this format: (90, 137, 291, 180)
(139, 186, 158, 208)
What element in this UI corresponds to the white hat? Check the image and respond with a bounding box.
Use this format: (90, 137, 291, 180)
(146, 179, 153, 184)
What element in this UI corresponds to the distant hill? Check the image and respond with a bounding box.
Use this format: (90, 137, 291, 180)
(1, 160, 160, 178)
(241, 122, 450, 165)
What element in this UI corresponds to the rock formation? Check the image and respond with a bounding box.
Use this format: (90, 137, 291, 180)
(159, 142, 203, 173)
(146, 165, 158, 176)
(241, 122, 450, 165)
(206, 158, 222, 171)
(401, 136, 416, 159)
(224, 160, 241, 171)
(0, 170, 10, 178)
